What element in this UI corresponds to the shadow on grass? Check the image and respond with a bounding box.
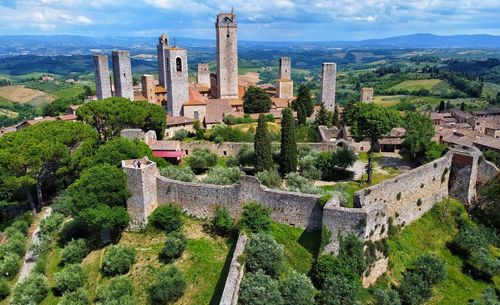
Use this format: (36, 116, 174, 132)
(298, 229, 322, 261)
(208, 232, 238, 305)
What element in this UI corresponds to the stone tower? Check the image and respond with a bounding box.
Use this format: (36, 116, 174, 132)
(197, 63, 210, 87)
(360, 87, 374, 103)
(112, 50, 134, 100)
(93, 54, 112, 100)
(276, 57, 293, 99)
(165, 47, 189, 117)
(320, 63, 337, 111)
(157, 34, 169, 88)
(216, 12, 239, 99)
(141, 74, 155, 103)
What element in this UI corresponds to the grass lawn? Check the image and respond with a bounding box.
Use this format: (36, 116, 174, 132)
(385, 198, 499, 304)
(53, 85, 84, 99)
(232, 122, 281, 134)
(373, 95, 405, 108)
(390, 79, 442, 91)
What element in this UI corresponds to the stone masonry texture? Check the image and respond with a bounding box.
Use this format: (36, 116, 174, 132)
(93, 55, 112, 100)
(197, 63, 211, 87)
(165, 47, 189, 117)
(112, 50, 134, 100)
(216, 13, 239, 99)
(279, 57, 291, 80)
(320, 63, 337, 111)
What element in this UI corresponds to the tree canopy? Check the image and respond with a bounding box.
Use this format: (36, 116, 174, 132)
(243, 86, 272, 114)
(279, 107, 297, 174)
(254, 114, 274, 172)
(403, 111, 442, 164)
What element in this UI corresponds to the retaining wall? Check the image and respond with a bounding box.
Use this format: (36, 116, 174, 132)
(219, 234, 247, 305)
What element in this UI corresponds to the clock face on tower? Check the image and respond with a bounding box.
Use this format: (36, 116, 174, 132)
(221, 16, 232, 25)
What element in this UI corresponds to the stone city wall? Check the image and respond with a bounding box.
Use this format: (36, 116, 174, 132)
(476, 158, 499, 186)
(219, 234, 248, 305)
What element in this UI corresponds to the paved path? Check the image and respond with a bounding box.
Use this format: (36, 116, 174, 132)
(17, 207, 52, 283)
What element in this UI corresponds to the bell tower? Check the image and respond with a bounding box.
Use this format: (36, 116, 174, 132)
(216, 12, 239, 99)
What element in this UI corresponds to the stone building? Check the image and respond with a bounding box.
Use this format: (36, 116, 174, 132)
(112, 50, 134, 100)
(276, 57, 293, 99)
(360, 87, 374, 103)
(320, 62, 337, 111)
(93, 54, 112, 100)
(165, 47, 189, 117)
(216, 12, 239, 99)
(141, 74, 155, 103)
(197, 63, 211, 87)
(157, 34, 169, 88)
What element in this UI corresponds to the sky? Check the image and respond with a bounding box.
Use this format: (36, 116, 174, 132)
(0, 0, 499, 41)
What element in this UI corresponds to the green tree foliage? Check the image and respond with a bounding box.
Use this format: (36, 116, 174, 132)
(438, 101, 446, 113)
(0, 121, 98, 214)
(239, 270, 284, 305)
(148, 204, 183, 233)
(101, 245, 136, 276)
(284, 172, 320, 194)
(243, 86, 272, 113)
(406, 254, 446, 286)
(76, 97, 166, 141)
(256, 169, 282, 188)
(298, 150, 321, 180)
(238, 144, 256, 167)
(372, 288, 401, 305)
(477, 176, 500, 229)
(315, 103, 332, 126)
(238, 202, 272, 233)
(72, 204, 130, 241)
(88, 137, 154, 168)
(54, 264, 86, 294)
(172, 128, 190, 141)
(95, 276, 134, 305)
(279, 107, 297, 174)
(0, 277, 9, 300)
(160, 166, 196, 182)
(60, 239, 89, 265)
(483, 150, 500, 167)
(193, 120, 205, 140)
(403, 111, 439, 163)
(147, 266, 186, 305)
(211, 205, 234, 235)
(0, 252, 21, 279)
(245, 233, 285, 278)
(1, 231, 26, 257)
(398, 272, 432, 305)
(42, 97, 82, 117)
(58, 288, 90, 305)
(332, 106, 341, 128)
(348, 103, 401, 184)
(39, 212, 64, 241)
(255, 114, 274, 172)
(208, 124, 254, 143)
(160, 231, 187, 262)
(293, 84, 314, 117)
(316, 274, 361, 305)
(202, 166, 242, 185)
(311, 254, 336, 287)
(317, 147, 357, 180)
(10, 273, 49, 305)
(186, 148, 217, 174)
(471, 287, 500, 305)
(279, 271, 315, 305)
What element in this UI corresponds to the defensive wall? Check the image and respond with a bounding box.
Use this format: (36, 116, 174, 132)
(219, 233, 247, 305)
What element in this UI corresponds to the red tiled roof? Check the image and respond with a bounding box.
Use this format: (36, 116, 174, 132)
(166, 115, 194, 126)
(57, 114, 77, 121)
(152, 150, 185, 158)
(184, 86, 206, 106)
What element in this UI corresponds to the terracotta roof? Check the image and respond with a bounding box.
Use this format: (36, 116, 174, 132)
(57, 114, 77, 121)
(205, 99, 236, 124)
(473, 136, 500, 150)
(442, 134, 474, 146)
(155, 85, 167, 94)
(192, 83, 210, 92)
(184, 86, 206, 106)
(134, 94, 147, 101)
(271, 98, 292, 109)
(166, 115, 194, 126)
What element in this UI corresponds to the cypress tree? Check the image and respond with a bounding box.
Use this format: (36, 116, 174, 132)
(254, 114, 273, 172)
(297, 103, 307, 125)
(280, 107, 297, 174)
(332, 105, 340, 128)
(460, 102, 465, 111)
(294, 84, 314, 117)
(315, 103, 330, 126)
(438, 101, 445, 113)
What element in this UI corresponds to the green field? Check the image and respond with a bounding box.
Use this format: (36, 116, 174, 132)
(53, 85, 84, 99)
(373, 95, 405, 107)
(482, 82, 500, 100)
(390, 79, 442, 91)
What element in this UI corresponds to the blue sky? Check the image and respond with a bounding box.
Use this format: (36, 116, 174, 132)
(0, 0, 499, 41)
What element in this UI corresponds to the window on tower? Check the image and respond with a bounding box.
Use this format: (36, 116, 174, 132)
(176, 57, 182, 72)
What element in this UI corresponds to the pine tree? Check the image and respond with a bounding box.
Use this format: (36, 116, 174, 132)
(294, 84, 314, 117)
(254, 114, 273, 172)
(315, 103, 330, 126)
(279, 107, 297, 174)
(297, 103, 307, 125)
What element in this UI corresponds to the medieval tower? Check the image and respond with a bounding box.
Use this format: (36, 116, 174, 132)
(112, 50, 134, 100)
(197, 63, 211, 87)
(157, 34, 169, 88)
(141, 74, 156, 104)
(93, 55, 112, 100)
(320, 62, 337, 111)
(165, 47, 189, 117)
(276, 57, 293, 99)
(216, 12, 239, 99)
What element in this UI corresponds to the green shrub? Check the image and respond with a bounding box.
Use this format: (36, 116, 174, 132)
(317, 274, 361, 305)
(256, 169, 282, 188)
(372, 288, 401, 305)
(0, 277, 9, 300)
(407, 254, 446, 286)
(203, 166, 242, 185)
(160, 231, 187, 262)
(40, 212, 64, 240)
(237, 144, 256, 166)
(160, 166, 196, 182)
(61, 239, 89, 265)
(279, 271, 315, 305)
(284, 172, 320, 194)
(298, 153, 321, 180)
(338, 234, 366, 276)
(467, 248, 500, 279)
(10, 273, 49, 305)
(239, 270, 283, 305)
(148, 266, 186, 305)
(58, 288, 90, 305)
(187, 148, 217, 174)
(101, 245, 136, 276)
(95, 276, 134, 305)
(2, 231, 26, 256)
(398, 272, 432, 305)
(245, 234, 285, 278)
(238, 202, 272, 233)
(211, 205, 233, 235)
(172, 129, 190, 140)
(54, 264, 86, 294)
(0, 252, 21, 278)
(311, 254, 336, 288)
(225, 156, 240, 167)
(148, 204, 183, 233)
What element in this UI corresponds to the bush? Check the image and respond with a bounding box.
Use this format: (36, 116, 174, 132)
(2, 231, 27, 256)
(467, 248, 500, 279)
(279, 271, 315, 305)
(171, 129, 190, 140)
(407, 254, 446, 286)
(211, 205, 233, 235)
(0, 277, 9, 300)
(101, 245, 136, 276)
(225, 156, 240, 167)
(238, 202, 272, 233)
(398, 272, 432, 305)
(160, 231, 187, 262)
(160, 166, 196, 182)
(256, 169, 282, 188)
(95, 276, 134, 305)
(338, 234, 366, 276)
(10, 273, 49, 305)
(284, 172, 320, 194)
(0, 252, 21, 278)
(246, 234, 285, 278)
(148, 204, 183, 233)
(58, 288, 90, 305)
(203, 166, 242, 185)
(372, 288, 401, 305)
(40, 212, 64, 240)
(148, 266, 186, 305)
(316, 274, 361, 305)
(298, 154, 322, 180)
(54, 264, 86, 294)
(237, 144, 256, 166)
(187, 148, 217, 174)
(209, 124, 253, 143)
(311, 254, 336, 288)
(61, 239, 89, 265)
(239, 270, 284, 305)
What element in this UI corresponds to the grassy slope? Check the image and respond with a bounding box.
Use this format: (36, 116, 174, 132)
(52, 85, 84, 99)
(390, 79, 442, 91)
(385, 198, 498, 305)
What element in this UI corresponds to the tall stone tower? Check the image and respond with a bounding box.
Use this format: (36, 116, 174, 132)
(360, 87, 374, 103)
(197, 63, 210, 87)
(165, 47, 189, 117)
(93, 54, 112, 100)
(320, 63, 337, 111)
(112, 50, 134, 100)
(157, 34, 169, 88)
(141, 74, 156, 103)
(276, 57, 293, 99)
(216, 12, 239, 99)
